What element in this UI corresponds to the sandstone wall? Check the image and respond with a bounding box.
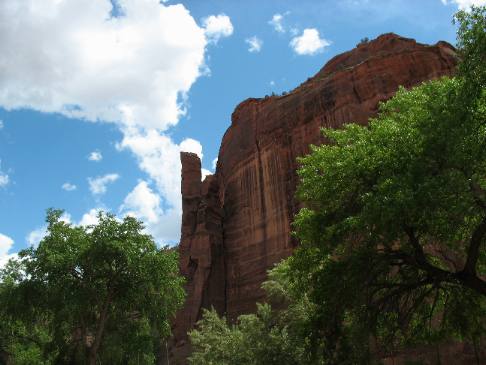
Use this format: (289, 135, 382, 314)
(170, 33, 458, 363)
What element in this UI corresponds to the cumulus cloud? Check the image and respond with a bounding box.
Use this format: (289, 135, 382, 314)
(0, 0, 219, 245)
(202, 14, 234, 43)
(179, 138, 204, 160)
(119, 180, 177, 244)
(212, 157, 218, 170)
(121, 181, 162, 224)
(202, 169, 212, 180)
(441, 0, 486, 9)
(117, 130, 204, 208)
(0, 0, 207, 131)
(88, 173, 120, 195)
(88, 151, 103, 162)
(179, 139, 211, 180)
(62, 182, 77, 191)
(117, 130, 209, 243)
(269, 13, 287, 33)
(78, 208, 102, 227)
(246, 36, 263, 53)
(290, 28, 331, 55)
(26, 227, 48, 248)
(0, 233, 17, 269)
(0, 234, 14, 255)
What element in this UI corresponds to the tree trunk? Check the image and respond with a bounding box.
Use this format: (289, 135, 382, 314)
(87, 293, 112, 365)
(0, 349, 11, 365)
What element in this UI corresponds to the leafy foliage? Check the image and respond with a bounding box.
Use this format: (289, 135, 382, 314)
(189, 261, 318, 365)
(0, 209, 185, 365)
(289, 6, 486, 363)
(454, 6, 486, 97)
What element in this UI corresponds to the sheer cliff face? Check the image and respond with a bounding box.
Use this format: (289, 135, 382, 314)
(171, 34, 457, 360)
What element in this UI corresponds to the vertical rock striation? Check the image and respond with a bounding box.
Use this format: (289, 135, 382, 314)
(172, 153, 225, 361)
(170, 33, 458, 363)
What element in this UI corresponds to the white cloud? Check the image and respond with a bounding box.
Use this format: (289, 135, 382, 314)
(441, 0, 486, 9)
(269, 13, 286, 33)
(179, 138, 204, 159)
(121, 180, 162, 223)
(0, 234, 14, 256)
(290, 28, 331, 55)
(202, 169, 212, 180)
(212, 157, 218, 170)
(88, 173, 120, 195)
(0, 120, 3, 129)
(0, 160, 9, 188)
(126, 130, 201, 190)
(27, 227, 48, 248)
(0, 233, 17, 269)
(246, 36, 263, 53)
(0, 0, 207, 131)
(202, 14, 234, 43)
(88, 151, 103, 162)
(117, 129, 209, 243)
(62, 182, 77, 191)
(79, 208, 102, 226)
(0, 173, 8, 188)
(117, 130, 204, 208)
(120, 180, 177, 244)
(0, 0, 221, 246)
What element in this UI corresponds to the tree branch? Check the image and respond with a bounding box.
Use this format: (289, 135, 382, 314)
(469, 180, 486, 210)
(403, 227, 452, 280)
(455, 271, 486, 296)
(88, 288, 114, 365)
(463, 216, 486, 276)
(403, 226, 486, 296)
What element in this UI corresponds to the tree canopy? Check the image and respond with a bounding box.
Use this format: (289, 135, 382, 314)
(290, 5, 486, 362)
(0, 209, 185, 365)
(189, 261, 318, 365)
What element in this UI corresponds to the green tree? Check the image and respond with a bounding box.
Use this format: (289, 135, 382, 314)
(290, 6, 485, 363)
(188, 261, 318, 365)
(0, 209, 185, 365)
(0, 262, 52, 365)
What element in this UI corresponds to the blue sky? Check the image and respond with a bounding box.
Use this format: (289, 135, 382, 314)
(0, 0, 481, 265)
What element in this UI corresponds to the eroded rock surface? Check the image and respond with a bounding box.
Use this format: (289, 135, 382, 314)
(169, 33, 458, 363)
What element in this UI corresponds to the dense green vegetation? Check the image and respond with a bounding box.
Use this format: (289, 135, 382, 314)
(189, 6, 485, 365)
(189, 261, 316, 365)
(0, 210, 185, 365)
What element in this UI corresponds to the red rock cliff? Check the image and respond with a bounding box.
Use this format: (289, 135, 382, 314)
(170, 33, 457, 363)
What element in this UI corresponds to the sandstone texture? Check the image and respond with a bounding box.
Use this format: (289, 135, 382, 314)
(170, 33, 458, 363)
